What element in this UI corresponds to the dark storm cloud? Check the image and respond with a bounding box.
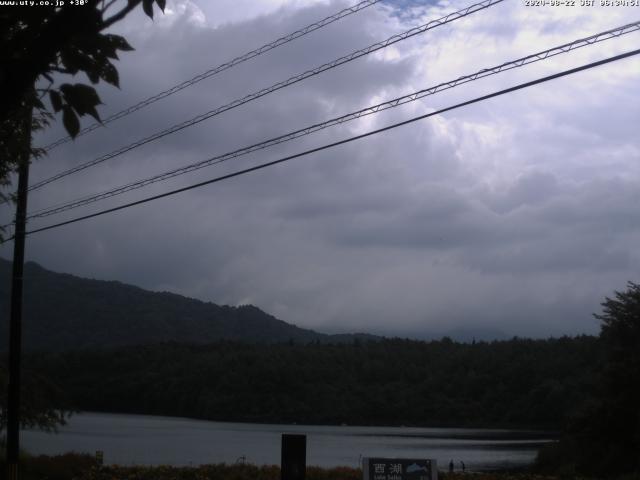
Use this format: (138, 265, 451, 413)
(2, 0, 639, 338)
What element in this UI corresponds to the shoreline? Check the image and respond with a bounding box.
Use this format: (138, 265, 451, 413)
(4, 454, 565, 480)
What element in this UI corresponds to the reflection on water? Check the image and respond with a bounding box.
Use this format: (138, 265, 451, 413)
(22, 412, 555, 471)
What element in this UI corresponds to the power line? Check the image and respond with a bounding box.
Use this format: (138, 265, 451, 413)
(15, 48, 639, 240)
(28, 0, 504, 192)
(41, 0, 384, 152)
(23, 21, 640, 221)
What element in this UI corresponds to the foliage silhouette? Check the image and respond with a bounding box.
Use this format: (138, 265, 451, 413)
(536, 282, 640, 477)
(24, 336, 600, 429)
(0, 0, 165, 207)
(0, 0, 166, 431)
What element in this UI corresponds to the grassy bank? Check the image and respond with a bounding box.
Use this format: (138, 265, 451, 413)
(0, 454, 611, 480)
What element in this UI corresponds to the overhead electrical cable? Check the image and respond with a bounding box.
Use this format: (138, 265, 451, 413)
(28, 0, 504, 192)
(41, 0, 385, 152)
(23, 21, 640, 221)
(10, 48, 638, 241)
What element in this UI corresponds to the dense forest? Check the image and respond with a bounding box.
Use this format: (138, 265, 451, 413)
(24, 336, 600, 429)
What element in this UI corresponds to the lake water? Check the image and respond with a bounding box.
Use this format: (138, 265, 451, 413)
(22, 412, 554, 471)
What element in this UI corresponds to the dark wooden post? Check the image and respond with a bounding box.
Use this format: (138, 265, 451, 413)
(6, 103, 32, 480)
(281, 434, 306, 480)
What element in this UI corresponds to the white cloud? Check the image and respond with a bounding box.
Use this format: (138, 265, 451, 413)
(191, 0, 329, 27)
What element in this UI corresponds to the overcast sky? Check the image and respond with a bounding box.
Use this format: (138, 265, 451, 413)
(2, 0, 639, 339)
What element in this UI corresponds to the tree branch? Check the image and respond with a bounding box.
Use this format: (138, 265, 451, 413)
(50, 66, 72, 74)
(102, 0, 142, 29)
(101, 0, 120, 14)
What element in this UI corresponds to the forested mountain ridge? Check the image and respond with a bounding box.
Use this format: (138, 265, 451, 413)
(0, 258, 376, 351)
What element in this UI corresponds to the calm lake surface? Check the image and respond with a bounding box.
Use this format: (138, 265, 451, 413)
(22, 412, 554, 471)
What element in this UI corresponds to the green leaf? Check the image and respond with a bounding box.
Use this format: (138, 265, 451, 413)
(60, 83, 102, 122)
(59, 49, 80, 75)
(155, 0, 166, 12)
(100, 63, 119, 88)
(49, 90, 63, 112)
(86, 106, 101, 122)
(104, 34, 134, 52)
(142, 0, 154, 19)
(89, 34, 118, 60)
(86, 68, 100, 84)
(60, 46, 96, 78)
(62, 105, 80, 138)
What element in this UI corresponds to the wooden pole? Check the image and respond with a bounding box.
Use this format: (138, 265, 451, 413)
(6, 104, 32, 480)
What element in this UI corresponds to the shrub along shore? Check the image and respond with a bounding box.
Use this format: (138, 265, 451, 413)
(0, 454, 617, 480)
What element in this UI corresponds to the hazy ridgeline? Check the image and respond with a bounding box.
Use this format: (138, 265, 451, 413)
(25, 336, 599, 429)
(0, 259, 377, 350)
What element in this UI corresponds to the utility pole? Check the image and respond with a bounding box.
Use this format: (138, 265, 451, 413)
(6, 103, 32, 480)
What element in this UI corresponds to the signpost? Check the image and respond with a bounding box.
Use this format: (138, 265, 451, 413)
(363, 458, 437, 480)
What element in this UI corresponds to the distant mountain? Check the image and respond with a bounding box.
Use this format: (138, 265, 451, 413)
(0, 259, 378, 351)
